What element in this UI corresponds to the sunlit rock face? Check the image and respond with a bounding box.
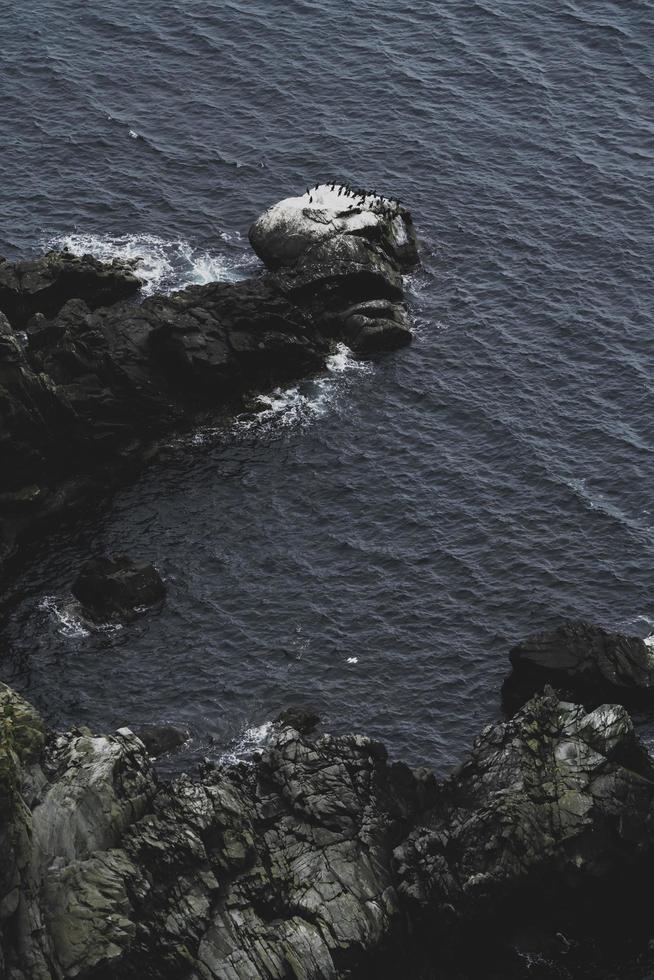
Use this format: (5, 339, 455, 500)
(250, 183, 419, 355)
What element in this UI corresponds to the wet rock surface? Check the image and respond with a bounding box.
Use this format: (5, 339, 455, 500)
(0, 250, 141, 329)
(274, 706, 321, 734)
(2, 685, 654, 979)
(502, 621, 654, 714)
(133, 724, 190, 758)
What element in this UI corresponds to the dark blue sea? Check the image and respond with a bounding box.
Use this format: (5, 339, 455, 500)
(1, 0, 653, 776)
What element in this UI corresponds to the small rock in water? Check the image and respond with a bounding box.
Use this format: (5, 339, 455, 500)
(71, 554, 166, 620)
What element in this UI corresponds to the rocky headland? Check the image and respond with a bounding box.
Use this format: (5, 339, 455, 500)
(0, 184, 418, 587)
(2, 190, 654, 979)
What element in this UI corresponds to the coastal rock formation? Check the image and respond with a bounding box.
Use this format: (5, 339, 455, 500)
(71, 555, 166, 620)
(395, 692, 654, 955)
(250, 184, 418, 354)
(2, 685, 654, 979)
(502, 621, 654, 714)
(0, 185, 419, 583)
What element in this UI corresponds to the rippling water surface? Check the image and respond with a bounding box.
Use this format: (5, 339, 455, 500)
(1, 0, 653, 774)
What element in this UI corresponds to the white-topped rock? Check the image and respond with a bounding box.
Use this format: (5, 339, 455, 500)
(249, 182, 419, 355)
(249, 182, 418, 270)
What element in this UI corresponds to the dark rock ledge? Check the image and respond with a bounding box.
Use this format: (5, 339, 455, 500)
(502, 620, 654, 714)
(2, 683, 654, 979)
(0, 184, 419, 585)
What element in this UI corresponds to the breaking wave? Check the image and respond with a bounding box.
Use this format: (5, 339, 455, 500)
(187, 343, 373, 446)
(45, 232, 258, 296)
(38, 595, 123, 638)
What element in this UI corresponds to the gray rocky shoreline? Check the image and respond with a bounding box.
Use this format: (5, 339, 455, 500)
(3, 678, 654, 979)
(2, 188, 654, 978)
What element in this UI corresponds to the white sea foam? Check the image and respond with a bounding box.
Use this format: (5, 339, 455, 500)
(187, 343, 372, 447)
(45, 232, 257, 296)
(39, 595, 123, 638)
(237, 343, 370, 432)
(219, 721, 273, 766)
(39, 595, 90, 638)
(645, 634, 654, 650)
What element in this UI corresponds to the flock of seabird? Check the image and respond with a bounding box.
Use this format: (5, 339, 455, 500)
(303, 182, 403, 218)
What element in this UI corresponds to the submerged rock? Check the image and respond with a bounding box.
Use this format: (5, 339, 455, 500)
(71, 555, 166, 620)
(2, 686, 654, 979)
(502, 621, 654, 714)
(132, 724, 190, 758)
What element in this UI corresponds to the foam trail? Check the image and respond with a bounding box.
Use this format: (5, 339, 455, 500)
(39, 595, 90, 638)
(240, 342, 371, 430)
(190, 343, 372, 445)
(45, 233, 257, 296)
(39, 595, 123, 638)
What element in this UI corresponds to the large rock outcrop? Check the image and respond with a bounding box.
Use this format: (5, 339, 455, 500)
(0, 186, 419, 583)
(2, 685, 654, 979)
(502, 621, 654, 714)
(250, 184, 419, 354)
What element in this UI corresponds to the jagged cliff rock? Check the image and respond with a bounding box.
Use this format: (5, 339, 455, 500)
(2, 685, 654, 979)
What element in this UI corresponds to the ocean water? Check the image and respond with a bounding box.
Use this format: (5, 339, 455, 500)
(1, 0, 653, 775)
